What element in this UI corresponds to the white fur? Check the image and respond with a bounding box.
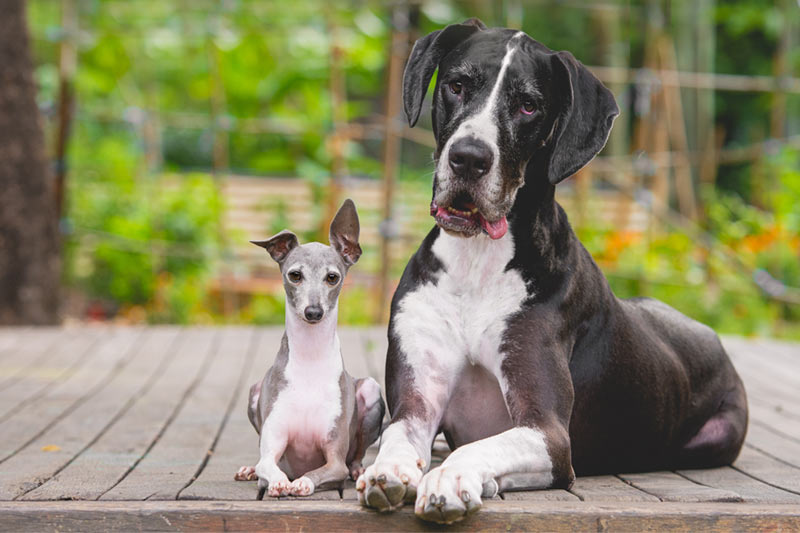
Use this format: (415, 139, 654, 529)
(393, 230, 527, 401)
(255, 303, 343, 488)
(436, 32, 525, 201)
(415, 427, 553, 516)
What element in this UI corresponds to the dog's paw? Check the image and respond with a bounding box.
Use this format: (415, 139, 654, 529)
(349, 461, 364, 481)
(234, 466, 257, 481)
(288, 476, 315, 496)
(414, 465, 485, 524)
(356, 458, 424, 512)
(267, 478, 291, 497)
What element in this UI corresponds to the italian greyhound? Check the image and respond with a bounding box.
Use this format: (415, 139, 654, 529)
(235, 199, 385, 499)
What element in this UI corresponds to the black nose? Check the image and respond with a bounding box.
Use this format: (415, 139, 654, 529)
(448, 137, 493, 180)
(304, 305, 323, 322)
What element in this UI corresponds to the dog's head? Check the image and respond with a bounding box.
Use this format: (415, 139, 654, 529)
(404, 19, 618, 239)
(251, 199, 361, 324)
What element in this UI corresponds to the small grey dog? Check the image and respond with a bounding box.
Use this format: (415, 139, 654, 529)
(234, 199, 385, 499)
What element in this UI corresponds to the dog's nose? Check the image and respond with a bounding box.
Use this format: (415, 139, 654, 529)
(448, 137, 493, 180)
(304, 305, 324, 322)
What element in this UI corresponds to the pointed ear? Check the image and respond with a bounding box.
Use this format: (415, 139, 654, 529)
(251, 230, 298, 264)
(329, 198, 361, 266)
(402, 19, 485, 127)
(545, 51, 619, 185)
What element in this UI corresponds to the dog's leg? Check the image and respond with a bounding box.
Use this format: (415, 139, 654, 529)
(347, 377, 386, 480)
(254, 421, 291, 498)
(289, 454, 350, 497)
(235, 380, 266, 482)
(415, 425, 569, 523)
(415, 340, 575, 524)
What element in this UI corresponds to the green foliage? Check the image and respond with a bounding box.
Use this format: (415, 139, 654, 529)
(65, 128, 222, 322)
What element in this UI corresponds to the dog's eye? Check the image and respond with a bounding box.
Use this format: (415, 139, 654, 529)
(326, 272, 340, 286)
(287, 271, 302, 283)
(448, 81, 463, 95)
(521, 100, 535, 115)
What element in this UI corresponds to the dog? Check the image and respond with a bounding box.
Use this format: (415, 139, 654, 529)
(356, 19, 748, 524)
(235, 199, 385, 499)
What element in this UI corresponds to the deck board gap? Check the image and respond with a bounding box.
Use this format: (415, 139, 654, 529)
(0, 330, 142, 466)
(176, 328, 259, 500)
(97, 330, 221, 500)
(14, 329, 183, 501)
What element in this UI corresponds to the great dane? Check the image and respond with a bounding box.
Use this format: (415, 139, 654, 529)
(355, 19, 748, 524)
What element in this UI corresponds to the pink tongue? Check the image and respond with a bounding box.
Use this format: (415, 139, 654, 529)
(480, 215, 508, 240)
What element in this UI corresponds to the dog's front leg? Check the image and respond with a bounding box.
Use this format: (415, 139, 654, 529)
(414, 424, 570, 523)
(356, 352, 448, 513)
(254, 422, 291, 499)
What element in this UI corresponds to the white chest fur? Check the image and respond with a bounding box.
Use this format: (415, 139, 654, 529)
(271, 332, 343, 449)
(393, 230, 528, 384)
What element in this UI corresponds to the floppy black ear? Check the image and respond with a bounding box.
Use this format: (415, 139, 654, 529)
(545, 51, 619, 185)
(402, 19, 485, 127)
(329, 198, 361, 266)
(251, 230, 298, 264)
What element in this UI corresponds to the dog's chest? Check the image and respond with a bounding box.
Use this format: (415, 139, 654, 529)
(273, 355, 342, 445)
(394, 232, 528, 370)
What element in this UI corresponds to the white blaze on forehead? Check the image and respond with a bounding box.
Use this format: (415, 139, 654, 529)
(437, 31, 525, 197)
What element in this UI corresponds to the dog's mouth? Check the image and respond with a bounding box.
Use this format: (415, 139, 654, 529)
(430, 193, 508, 240)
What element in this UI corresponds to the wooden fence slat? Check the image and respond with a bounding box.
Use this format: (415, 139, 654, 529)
(101, 327, 253, 500)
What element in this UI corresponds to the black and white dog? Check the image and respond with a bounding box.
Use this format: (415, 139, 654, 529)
(355, 19, 748, 524)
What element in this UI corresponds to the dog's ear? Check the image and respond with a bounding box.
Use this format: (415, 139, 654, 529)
(544, 51, 619, 185)
(402, 19, 485, 127)
(251, 230, 298, 264)
(329, 198, 361, 266)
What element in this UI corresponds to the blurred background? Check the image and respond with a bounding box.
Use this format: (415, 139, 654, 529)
(3, 0, 799, 337)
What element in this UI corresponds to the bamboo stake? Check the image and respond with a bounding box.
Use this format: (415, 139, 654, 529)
(376, 5, 410, 324)
(321, 11, 348, 239)
(658, 35, 697, 220)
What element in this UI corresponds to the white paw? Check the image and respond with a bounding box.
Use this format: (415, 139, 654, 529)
(415, 464, 484, 524)
(267, 478, 291, 497)
(234, 466, 257, 481)
(289, 476, 315, 496)
(356, 457, 424, 511)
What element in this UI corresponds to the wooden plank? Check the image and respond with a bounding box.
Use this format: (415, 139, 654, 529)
(1, 500, 799, 532)
(618, 471, 742, 502)
(570, 475, 660, 502)
(501, 489, 579, 502)
(102, 327, 253, 500)
(23, 328, 214, 501)
(7, 328, 175, 501)
(678, 465, 800, 504)
(0, 329, 101, 421)
(734, 445, 800, 495)
(0, 328, 138, 465)
(18, 327, 182, 501)
(744, 421, 800, 469)
(0, 328, 55, 390)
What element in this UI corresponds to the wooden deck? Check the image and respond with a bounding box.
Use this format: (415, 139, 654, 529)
(0, 326, 798, 531)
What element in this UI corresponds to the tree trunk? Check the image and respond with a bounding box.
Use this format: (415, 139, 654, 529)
(0, 0, 61, 324)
